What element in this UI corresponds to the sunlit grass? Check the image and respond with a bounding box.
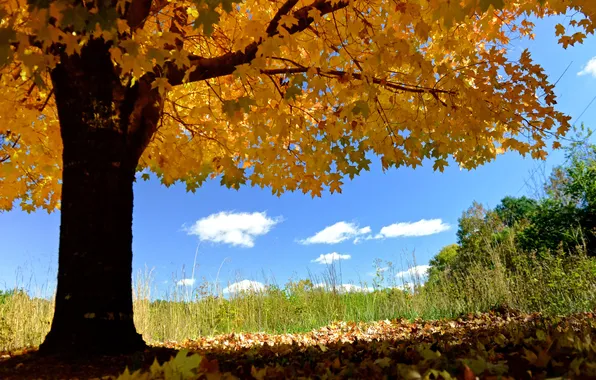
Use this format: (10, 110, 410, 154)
(1, 240, 595, 352)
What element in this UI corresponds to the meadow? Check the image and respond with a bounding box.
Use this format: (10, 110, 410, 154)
(2, 239, 595, 354)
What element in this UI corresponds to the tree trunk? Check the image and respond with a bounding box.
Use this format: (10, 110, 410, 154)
(39, 38, 155, 355)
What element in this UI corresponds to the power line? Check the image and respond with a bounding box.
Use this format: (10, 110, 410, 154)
(552, 60, 573, 88)
(572, 93, 596, 128)
(537, 60, 572, 102)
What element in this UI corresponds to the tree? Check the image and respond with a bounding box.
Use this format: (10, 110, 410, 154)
(545, 127, 596, 208)
(494, 196, 537, 228)
(523, 132, 596, 256)
(451, 135, 596, 271)
(455, 198, 530, 271)
(517, 198, 584, 256)
(0, 0, 593, 354)
(427, 244, 459, 284)
(456, 201, 503, 262)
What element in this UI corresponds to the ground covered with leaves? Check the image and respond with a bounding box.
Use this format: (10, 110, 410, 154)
(1, 307, 595, 379)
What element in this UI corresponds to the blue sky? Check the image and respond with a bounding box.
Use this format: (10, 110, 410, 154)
(1, 16, 596, 298)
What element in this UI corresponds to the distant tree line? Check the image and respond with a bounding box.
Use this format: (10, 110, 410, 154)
(428, 127, 596, 283)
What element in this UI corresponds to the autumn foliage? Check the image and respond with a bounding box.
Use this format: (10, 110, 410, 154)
(0, 0, 594, 209)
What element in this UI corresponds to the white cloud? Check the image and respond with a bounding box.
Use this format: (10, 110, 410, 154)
(340, 284, 374, 293)
(176, 278, 195, 286)
(367, 267, 389, 276)
(376, 219, 450, 238)
(186, 211, 281, 248)
(393, 283, 416, 292)
(223, 280, 265, 294)
(395, 265, 431, 279)
(313, 283, 373, 293)
(311, 252, 351, 265)
(359, 226, 372, 234)
(578, 56, 596, 78)
(300, 221, 371, 244)
(353, 230, 375, 244)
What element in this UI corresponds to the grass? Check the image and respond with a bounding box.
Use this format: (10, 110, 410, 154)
(1, 240, 595, 353)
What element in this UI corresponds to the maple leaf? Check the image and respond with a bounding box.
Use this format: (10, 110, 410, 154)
(195, 9, 220, 36)
(219, 0, 237, 13)
(279, 14, 298, 28)
(60, 5, 90, 32)
(351, 100, 370, 119)
(284, 74, 307, 100)
(120, 40, 140, 57)
(151, 77, 172, 96)
(0, 28, 15, 65)
(222, 97, 256, 118)
(251, 366, 267, 380)
(433, 158, 448, 172)
(555, 23, 566, 36)
(329, 179, 343, 194)
(284, 86, 302, 100)
(479, 0, 505, 13)
(172, 350, 203, 377)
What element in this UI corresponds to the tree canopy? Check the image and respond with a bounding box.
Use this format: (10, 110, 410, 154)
(1, 0, 594, 211)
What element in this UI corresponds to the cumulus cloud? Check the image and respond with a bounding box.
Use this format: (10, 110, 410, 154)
(313, 283, 373, 293)
(176, 278, 195, 286)
(354, 233, 375, 244)
(359, 226, 372, 234)
(376, 219, 450, 238)
(395, 265, 431, 280)
(223, 280, 266, 294)
(311, 252, 351, 265)
(578, 56, 596, 78)
(367, 267, 389, 277)
(300, 221, 371, 244)
(393, 283, 416, 292)
(186, 211, 281, 247)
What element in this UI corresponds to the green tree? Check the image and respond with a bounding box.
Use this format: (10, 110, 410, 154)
(427, 244, 459, 283)
(517, 199, 584, 256)
(494, 196, 537, 228)
(456, 202, 504, 266)
(530, 132, 596, 256)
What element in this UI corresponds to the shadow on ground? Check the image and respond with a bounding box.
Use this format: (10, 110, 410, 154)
(1, 308, 595, 379)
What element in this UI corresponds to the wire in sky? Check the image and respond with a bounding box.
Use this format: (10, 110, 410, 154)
(552, 61, 573, 88)
(572, 93, 596, 128)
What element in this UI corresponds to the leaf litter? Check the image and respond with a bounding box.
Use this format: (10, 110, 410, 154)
(1, 306, 595, 379)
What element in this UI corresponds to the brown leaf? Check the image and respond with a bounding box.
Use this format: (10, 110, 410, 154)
(462, 364, 475, 380)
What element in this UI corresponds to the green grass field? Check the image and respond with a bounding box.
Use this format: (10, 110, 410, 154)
(2, 241, 595, 353)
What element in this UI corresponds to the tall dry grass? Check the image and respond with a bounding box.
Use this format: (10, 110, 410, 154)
(1, 241, 595, 351)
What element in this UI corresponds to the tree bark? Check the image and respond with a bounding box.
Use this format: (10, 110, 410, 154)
(39, 38, 154, 355)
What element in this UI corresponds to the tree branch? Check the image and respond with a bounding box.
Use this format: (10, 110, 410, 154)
(266, 0, 300, 36)
(0, 135, 21, 163)
(123, 0, 174, 31)
(166, 0, 350, 86)
(260, 67, 455, 96)
(125, 0, 154, 30)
